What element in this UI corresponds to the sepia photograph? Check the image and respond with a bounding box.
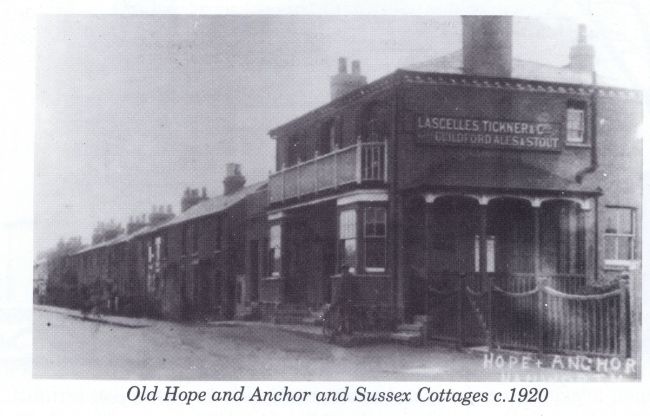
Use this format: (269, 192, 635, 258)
(32, 14, 642, 383)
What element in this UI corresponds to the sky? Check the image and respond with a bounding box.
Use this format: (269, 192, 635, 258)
(34, 15, 645, 255)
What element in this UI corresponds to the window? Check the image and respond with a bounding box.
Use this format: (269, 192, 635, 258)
(604, 207, 635, 263)
(364, 207, 386, 271)
(191, 222, 198, 253)
(269, 225, 282, 275)
(319, 119, 338, 155)
(338, 209, 357, 273)
(182, 224, 189, 255)
(154, 236, 162, 273)
(214, 218, 222, 251)
(286, 135, 304, 166)
(361, 102, 384, 142)
(567, 102, 586, 143)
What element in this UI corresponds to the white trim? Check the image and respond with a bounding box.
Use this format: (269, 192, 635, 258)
(604, 259, 639, 271)
(267, 188, 387, 214)
(267, 211, 285, 221)
(337, 189, 388, 206)
(365, 267, 386, 273)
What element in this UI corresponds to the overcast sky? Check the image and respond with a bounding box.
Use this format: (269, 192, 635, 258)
(34, 15, 642, 254)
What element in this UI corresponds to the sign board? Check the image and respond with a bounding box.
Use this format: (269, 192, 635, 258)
(415, 115, 561, 152)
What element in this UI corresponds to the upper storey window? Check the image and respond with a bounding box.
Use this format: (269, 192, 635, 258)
(319, 119, 339, 155)
(566, 101, 586, 144)
(286, 135, 304, 167)
(360, 102, 385, 142)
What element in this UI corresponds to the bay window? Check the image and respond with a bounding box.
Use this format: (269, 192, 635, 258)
(269, 224, 282, 276)
(364, 207, 386, 271)
(338, 209, 357, 273)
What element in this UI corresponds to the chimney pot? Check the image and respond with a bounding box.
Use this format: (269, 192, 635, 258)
(338, 57, 347, 74)
(202, 187, 207, 198)
(330, 57, 367, 100)
(351, 60, 361, 74)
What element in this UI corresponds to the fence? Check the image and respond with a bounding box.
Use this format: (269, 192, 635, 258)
(424, 272, 631, 358)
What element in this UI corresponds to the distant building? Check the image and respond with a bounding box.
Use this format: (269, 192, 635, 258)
(33, 260, 48, 304)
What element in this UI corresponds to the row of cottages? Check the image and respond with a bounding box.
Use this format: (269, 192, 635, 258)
(258, 17, 641, 355)
(68, 164, 268, 320)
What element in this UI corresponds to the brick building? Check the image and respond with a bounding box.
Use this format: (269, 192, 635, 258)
(64, 164, 267, 321)
(260, 16, 642, 349)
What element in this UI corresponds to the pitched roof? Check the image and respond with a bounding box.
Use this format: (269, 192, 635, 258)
(71, 181, 267, 256)
(73, 232, 130, 255)
(404, 50, 601, 85)
(164, 180, 267, 226)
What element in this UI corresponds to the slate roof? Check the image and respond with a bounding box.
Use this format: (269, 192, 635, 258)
(71, 181, 267, 256)
(164, 180, 267, 226)
(403, 50, 602, 86)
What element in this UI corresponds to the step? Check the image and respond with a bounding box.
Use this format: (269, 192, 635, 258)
(300, 315, 324, 326)
(389, 332, 422, 344)
(397, 323, 424, 333)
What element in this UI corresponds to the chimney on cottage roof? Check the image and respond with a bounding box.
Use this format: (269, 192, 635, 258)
(223, 163, 246, 196)
(148, 204, 175, 226)
(462, 16, 513, 78)
(181, 187, 209, 212)
(330, 57, 367, 100)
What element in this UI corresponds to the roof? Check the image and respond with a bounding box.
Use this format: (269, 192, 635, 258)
(164, 180, 267, 226)
(407, 155, 600, 195)
(404, 50, 601, 85)
(269, 51, 637, 138)
(73, 232, 130, 255)
(71, 181, 267, 256)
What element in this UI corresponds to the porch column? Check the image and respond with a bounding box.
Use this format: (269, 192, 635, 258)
(532, 198, 544, 354)
(532, 198, 542, 283)
(478, 197, 493, 349)
(423, 193, 436, 320)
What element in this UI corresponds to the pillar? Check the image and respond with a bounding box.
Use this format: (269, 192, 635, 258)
(478, 197, 492, 349)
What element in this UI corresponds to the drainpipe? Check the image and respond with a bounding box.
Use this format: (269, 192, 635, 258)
(575, 71, 598, 184)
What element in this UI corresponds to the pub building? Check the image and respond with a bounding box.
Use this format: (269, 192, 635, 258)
(260, 16, 642, 343)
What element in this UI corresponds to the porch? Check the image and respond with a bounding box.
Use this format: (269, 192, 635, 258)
(403, 192, 631, 357)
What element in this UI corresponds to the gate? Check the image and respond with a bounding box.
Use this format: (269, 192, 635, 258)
(425, 271, 631, 358)
(426, 272, 488, 346)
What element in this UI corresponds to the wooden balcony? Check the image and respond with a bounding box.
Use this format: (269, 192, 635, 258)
(269, 140, 387, 204)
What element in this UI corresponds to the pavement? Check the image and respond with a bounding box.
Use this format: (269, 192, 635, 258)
(33, 305, 625, 381)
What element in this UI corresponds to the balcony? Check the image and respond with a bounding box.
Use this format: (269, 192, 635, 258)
(269, 140, 387, 204)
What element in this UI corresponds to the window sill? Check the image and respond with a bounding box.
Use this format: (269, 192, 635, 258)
(565, 142, 591, 148)
(604, 259, 638, 271)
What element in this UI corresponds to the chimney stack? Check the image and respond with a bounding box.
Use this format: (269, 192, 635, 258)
(568, 24, 595, 75)
(181, 186, 209, 212)
(223, 163, 246, 196)
(462, 16, 513, 78)
(149, 204, 175, 226)
(330, 56, 367, 100)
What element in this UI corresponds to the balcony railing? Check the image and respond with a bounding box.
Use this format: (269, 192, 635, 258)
(269, 140, 387, 203)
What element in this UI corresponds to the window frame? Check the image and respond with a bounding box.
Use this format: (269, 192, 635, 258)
(338, 209, 358, 274)
(269, 224, 282, 276)
(364, 206, 387, 272)
(566, 101, 589, 146)
(604, 206, 636, 268)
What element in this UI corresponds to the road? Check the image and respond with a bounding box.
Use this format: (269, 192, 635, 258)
(33, 308, 612, 381)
